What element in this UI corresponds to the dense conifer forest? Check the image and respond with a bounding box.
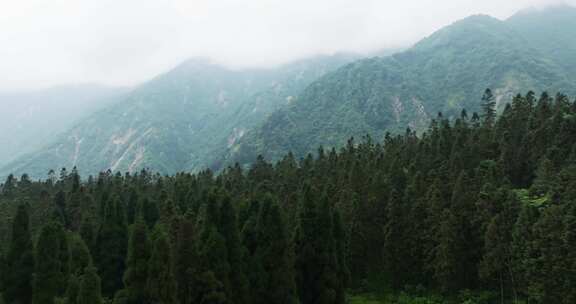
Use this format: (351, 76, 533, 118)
(1, 90, 575, 304)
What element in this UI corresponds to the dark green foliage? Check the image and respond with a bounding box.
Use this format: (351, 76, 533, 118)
(0, 247, 5, 295)
(68, 234, 92, 277)
(146, 227, 178, 304)
(118, 219, 150, 303)
(141, 197, 159, 229)
(94, 196, 127, 297)
(481, 88, 497, 127)
(78, 267, 103, 304)
(174, 217, 198, 304)
(1, 91, 576, 304)
(32, 222, 69, 304)
(226, 13, 576, 167)
(64, 275, 80, 304)
(125, 188, 139, 225)
(4, 203, 35, 304)
(295, 189, 345, 304)
(218, 194, 250, 304)
(197, 193, 229, 303)
(252, 194, 297, 304)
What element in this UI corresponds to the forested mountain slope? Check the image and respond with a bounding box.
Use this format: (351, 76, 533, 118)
(224, 11, 576, 166)
(508, 4, 576, 76)
(1, 92, 575, 304)
(0, 85, 126, 167)
(1, 55, 358, 178)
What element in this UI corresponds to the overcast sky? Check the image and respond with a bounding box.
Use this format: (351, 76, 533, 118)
(0, 0, 572, 90)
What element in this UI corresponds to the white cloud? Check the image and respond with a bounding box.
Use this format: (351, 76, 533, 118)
(0, 0, 572, 90)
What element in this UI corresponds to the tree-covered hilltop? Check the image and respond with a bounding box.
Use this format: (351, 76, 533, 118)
(508, 4, 576, 77)
(1, 54, 359, 179)
(224, 9, 576, 167)
(1, 91, 575, 303)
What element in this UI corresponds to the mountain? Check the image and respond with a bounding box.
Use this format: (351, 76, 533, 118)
(5, 6, 576, 177)
(1, 54, 359, 178)
(0, 84, 126, 168)
(508, 4, 576, 76)
(221, 11, 576, 166)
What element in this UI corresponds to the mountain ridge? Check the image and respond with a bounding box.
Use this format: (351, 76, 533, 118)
(0, 54, 360, 178)
(219, 7, 576, 166)
(3, 5, 576, 177)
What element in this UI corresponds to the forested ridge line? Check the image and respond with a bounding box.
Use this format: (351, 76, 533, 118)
(0, 90, 575, 304)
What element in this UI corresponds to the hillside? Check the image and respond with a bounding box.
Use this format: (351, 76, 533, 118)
(0, 55, 358, 178)
(0, 85, 126, 167)
(508, 4, 576, 76)
(222, 12, 576, 166)
(1, 92, 575, 304)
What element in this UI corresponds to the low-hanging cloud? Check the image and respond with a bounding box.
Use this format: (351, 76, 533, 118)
(0, 0, 572, 90)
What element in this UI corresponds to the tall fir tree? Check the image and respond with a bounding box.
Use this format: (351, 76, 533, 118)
(218, 193, 250, 304)
(196, 193, 229, 304)
(32, 222, 69, 304)
(295, 187, 343, 304)
(255, 194, 297, 304)
(481, 88, 496, 127)
(78, 267, 103, 304)
(175, 217, 199, 304)
(94, 196, 128, 297)
(4, 203, 35, 304)
(147, 227, 178, 304)
(116, 219, 150, 303)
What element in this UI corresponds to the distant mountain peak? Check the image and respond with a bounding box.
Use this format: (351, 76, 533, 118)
(509, 3, 576, 20)
(412, 13, 511, 52)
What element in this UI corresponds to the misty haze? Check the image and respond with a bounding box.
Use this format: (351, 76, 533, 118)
(0, 1, 575, 304)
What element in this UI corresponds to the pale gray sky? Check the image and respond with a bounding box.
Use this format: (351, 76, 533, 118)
(0, 0, 571, 90)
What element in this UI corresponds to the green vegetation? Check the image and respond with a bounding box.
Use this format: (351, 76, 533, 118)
(226, 11, 576, 166)
(1, 55, 358, 178)
(1, 91, 575, 303)
(8, 7, 576, 179)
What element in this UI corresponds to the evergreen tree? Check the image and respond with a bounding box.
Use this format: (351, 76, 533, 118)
(197, 227, 228, 304)
(511, 204, 539, 299)
(252, 194, 297, 304)
(382, 189, 411, 288)
(175, 217, 198, 304)
(79, 216, 96, 256)
(125, 188, 139, 225)
(431, 209, 459, 292)
(4, 203, 35, 304)
(64, 275, 80, 304)
(530, 157, 556, 196)
(218, 193, 250, 304)
(53, 190, 68, 228)
(117, 219, 150, 303)
(32, 222, 68, 304)
(0, 247, 5, 296)
(295, 188, 343, 304)
(68, 233, 92, 276)
(196, 193, 229, 303)
(147, 227, 178, 304)
(481, 88, 497, 127)
(94, 196, 128, 297)
(332, 209, 350, 304)
(78, 267, 103, 304)
(479, 192, 520, 303)
(141, 197, 159, 229)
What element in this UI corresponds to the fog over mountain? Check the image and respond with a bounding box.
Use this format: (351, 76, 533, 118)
(2, 2, 576, 304)
(0, 0, 572, 90)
